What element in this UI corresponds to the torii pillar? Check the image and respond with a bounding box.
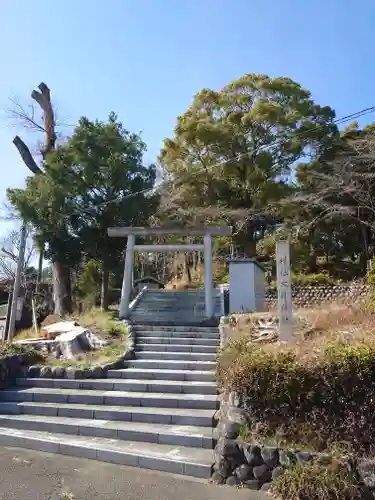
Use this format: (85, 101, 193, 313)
(108, 226, 232, 319)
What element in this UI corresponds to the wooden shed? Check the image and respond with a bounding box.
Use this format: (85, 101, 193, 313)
(133, 276, 165, 294)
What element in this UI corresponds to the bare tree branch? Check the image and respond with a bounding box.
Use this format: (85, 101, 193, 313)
(12, 136, 43, 175)
(0, 228, 35, 282)
(7, 96, 45, 133)
(293, 132, 375, 233)
(31, 82, 56, 157)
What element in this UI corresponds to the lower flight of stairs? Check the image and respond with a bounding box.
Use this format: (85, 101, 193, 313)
(0, 324, 219, 478)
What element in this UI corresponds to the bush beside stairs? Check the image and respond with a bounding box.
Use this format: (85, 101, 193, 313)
(0, 290, 220, 478)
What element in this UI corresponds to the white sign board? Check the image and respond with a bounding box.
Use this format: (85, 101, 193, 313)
(0, 318, 6, 341)
(276, 240, 293, 341)
(16, 297, 24, 321)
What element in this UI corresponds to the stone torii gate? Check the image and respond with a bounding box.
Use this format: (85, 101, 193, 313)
(107, 226, 232, 319)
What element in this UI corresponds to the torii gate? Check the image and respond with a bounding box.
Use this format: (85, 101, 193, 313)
(107, 226, 232, 319)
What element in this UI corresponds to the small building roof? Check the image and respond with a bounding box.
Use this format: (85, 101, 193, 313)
(227, 257, 266, 272)
(133, 276, 165, 286)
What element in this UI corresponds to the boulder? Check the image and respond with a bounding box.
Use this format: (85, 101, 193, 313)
(244, 445, 263, 467)
(235, 464, 254, 482)
(253, 464, 272, 485)
(210, 471, 225, 485)
(226, 475, 241, 486)
(261, 447, 279, 469)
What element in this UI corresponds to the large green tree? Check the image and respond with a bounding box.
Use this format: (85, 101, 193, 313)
(159, 73, 338, 255)
(8, 167, 80, 315)
(8, 113, 158, 312)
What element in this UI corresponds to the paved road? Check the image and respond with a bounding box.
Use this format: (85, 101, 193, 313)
(0, 447, 267, 500)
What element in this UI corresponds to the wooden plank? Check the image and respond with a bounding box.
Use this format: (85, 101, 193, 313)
(108, 226, 232, 237)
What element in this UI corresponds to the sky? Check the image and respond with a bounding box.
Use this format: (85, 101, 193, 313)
(0, 0, 374, 237)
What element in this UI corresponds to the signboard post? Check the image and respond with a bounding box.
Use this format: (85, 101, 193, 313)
(276, 239, 293, 341)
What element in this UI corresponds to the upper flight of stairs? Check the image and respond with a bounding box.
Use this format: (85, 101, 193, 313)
(129, 289, 223, 324)
(0, 318, 220, 478)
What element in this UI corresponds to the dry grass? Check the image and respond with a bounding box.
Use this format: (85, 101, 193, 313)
(229, 302, 375, 363)
(15, 308, 127, 342)
(271, 461, 364, 500)
(218, 302, 375, 455)
(14, 327, 39, 341)
(14, 308, 128, 368)
(69, 308, 127, 338)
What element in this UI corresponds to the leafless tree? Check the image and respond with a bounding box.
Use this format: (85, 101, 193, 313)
(0, 227, 35, 283)
(9, 83, 72, 314)
(294, 133, 375, 227)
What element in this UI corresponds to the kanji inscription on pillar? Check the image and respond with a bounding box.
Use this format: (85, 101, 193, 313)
(276, 240, 292, 341)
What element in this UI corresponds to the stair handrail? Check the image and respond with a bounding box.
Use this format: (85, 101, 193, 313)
(128, 286, 148, 312)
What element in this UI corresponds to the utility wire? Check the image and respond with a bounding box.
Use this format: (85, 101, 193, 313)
(73, 104, 375, 215)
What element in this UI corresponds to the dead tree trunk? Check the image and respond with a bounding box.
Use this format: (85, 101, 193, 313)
(12, 82, 72, 316)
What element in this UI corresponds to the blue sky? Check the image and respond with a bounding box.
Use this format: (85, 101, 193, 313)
(0, 0, 374, 237)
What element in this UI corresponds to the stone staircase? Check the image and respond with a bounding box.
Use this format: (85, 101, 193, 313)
(129, 289, 223, 324)
(0, 318, 220, 478)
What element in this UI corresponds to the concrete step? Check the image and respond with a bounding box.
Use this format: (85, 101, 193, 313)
(135, 351, 217, 361)
(0, 414, 214, 449)
(130, 316, 213, 324)
(0, 402, 215, 426)
(108, 368, 215, 382)
(1, 387, 218, 410)
(0, 427, 213, 478)
(130, 316, 209, 324)
(132, 326, 219, 333)
(125, 359, 216, 371)
(136, 337, 219, 346)
(137, 307, 220, 311)
(17, 378, 217, 395)
(133, 330, 220, 339)
(135, 344, 217, 353)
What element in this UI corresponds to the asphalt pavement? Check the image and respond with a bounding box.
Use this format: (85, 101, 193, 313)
(0, 446, 267, 500)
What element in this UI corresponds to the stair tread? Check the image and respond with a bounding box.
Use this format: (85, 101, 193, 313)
(17, 378, 217, 388)
(135, 351, 216, 356)
(0, 427, 213, 465)
(127, 360, 216, 366)
(4, 387, 218, 401)
(133, 327, 219, 331)
(109, 368, 215, 375)
(136, 343, 217, 348)
(0, 401, 215, 417)
(0, 414, 214, 438)
(137, 337, 219, 341)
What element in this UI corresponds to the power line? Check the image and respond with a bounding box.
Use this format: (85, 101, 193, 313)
(75, 104, 375, 215)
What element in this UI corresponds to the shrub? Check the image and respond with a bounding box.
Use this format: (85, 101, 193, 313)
(0, 343, 44, 365)
(217, 336, 375, 454)
(72, 308, 127, 338)
(367, 265, 375, 308)
(291, 272, 339, 286)
(76, 259, 116, 308)
(271, 462, 363, 500)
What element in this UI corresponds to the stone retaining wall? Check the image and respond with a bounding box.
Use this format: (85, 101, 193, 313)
(212, 390, 375, 495)
(0, 354, 31, 389)
(265, 284, 369, 309)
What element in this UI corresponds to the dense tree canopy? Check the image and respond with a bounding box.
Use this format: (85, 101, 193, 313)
(159, 73, 338, 255)
(8, 113, 158, 310)
(7, 73, 375, 312)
